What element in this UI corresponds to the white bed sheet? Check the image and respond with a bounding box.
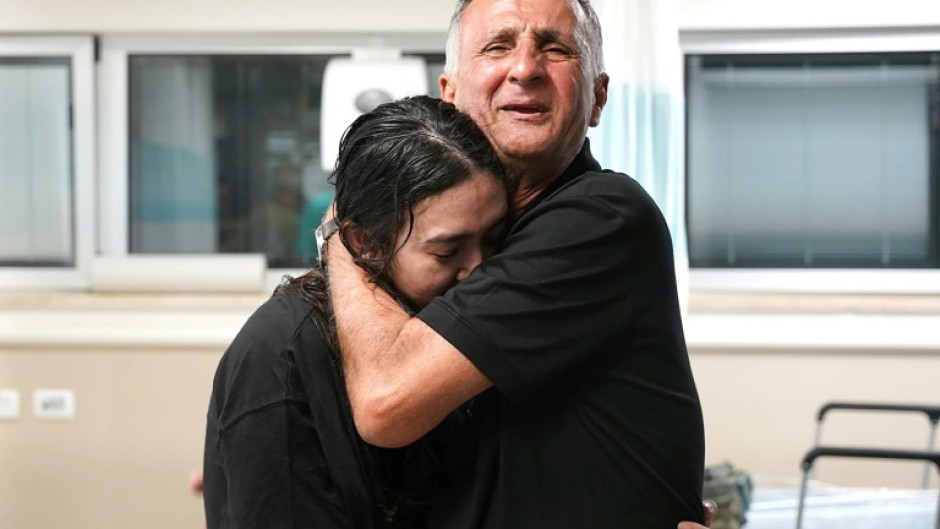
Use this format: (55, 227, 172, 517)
(745, 476, 939, 529)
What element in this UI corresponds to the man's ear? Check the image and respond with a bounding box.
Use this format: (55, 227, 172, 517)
(589, 73, 609, 127)
(439, 72, 457, 103)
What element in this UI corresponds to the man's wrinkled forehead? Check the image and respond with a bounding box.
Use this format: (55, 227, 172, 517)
(463, 0, 581, 41)
(461, 0, 582, 29)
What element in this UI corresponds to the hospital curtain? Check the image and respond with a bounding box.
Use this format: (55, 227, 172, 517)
(130, 57, 216, 253)
(0, 59, 72, 266)
(587, 0, 689, 312)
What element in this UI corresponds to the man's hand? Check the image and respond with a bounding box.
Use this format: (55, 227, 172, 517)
(677, 499, 718, 529)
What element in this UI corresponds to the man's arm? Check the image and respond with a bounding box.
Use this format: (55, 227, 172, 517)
(327, 237, 492, 448)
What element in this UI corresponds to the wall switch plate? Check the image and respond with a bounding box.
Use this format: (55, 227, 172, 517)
(0, 390, 21, 420)
(33, 389, 76, 420)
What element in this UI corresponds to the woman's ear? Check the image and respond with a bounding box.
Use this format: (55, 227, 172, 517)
(339, 221, 364, 256)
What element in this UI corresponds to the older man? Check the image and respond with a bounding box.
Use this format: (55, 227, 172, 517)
(327, 0, 707, 527)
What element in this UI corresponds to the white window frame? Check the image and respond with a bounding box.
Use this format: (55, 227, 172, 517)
(0, 36, 96, 290)
(681, 28, 940, 294)
(97, 33, 446, 291)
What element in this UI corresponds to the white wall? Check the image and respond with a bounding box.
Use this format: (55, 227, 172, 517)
(3, 0, 940, 33)
(680, 0, 940, 31)
(0, 0, 453, 33)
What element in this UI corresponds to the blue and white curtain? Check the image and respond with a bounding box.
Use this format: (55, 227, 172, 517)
(0, 60, 72, 264)
(587, 0, 688, 312)
(133, 58, 217, 253)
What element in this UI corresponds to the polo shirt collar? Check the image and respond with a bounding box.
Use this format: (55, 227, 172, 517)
(513, 139, 601, 222)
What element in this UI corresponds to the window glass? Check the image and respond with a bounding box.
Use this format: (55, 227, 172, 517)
(129, 52, 444, 269)
(687, 53, 940, 268)
(0, 57, 73, 266)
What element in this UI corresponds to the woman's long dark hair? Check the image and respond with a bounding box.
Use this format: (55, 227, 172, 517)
(275, 96, 507, 526)
(277, 95, 506, 319)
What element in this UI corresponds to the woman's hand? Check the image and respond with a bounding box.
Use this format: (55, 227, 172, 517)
(189, 469, 203, 495)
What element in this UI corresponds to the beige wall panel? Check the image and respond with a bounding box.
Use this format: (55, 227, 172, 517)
(4, 344, 939, 529)
(0, 349, 221, 529)
(691, 349, 940, 488)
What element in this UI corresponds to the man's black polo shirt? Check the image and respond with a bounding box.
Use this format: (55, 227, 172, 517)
(419, 142, 706, 529)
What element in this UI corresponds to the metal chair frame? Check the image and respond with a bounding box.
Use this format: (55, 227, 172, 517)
(795, 402, 940, 529)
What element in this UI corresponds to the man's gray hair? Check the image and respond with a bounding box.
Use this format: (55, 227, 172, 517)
(443, 0, 605, 80)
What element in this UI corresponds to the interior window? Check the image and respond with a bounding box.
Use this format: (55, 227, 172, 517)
(686, 52, 940, 268)
(128, 52, 445, 269)
(0, 57, 73, 267)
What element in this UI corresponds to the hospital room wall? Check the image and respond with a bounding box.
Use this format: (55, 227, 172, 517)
(0, 346, 223, 529)
(3, 0, 940, 32)
(691, 349, 940, 487)
(680, 0, 940, 30)
(1, 2, 940, 529)
(3, 329, 939, 529)
(681, 0, 940, 489)
(0, 0, 455, 32)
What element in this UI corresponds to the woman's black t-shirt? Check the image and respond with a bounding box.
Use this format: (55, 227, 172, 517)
(203, 293, 380, 529)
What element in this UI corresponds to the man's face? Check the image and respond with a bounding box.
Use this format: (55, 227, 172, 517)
(440, 0, 607, 171)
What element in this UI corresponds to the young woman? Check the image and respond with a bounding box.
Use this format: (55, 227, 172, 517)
(202, 95, 509, 529)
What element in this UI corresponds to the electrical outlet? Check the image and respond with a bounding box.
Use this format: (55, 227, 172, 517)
(0, 390, 20, 420)
(33, 389, 76, 420)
